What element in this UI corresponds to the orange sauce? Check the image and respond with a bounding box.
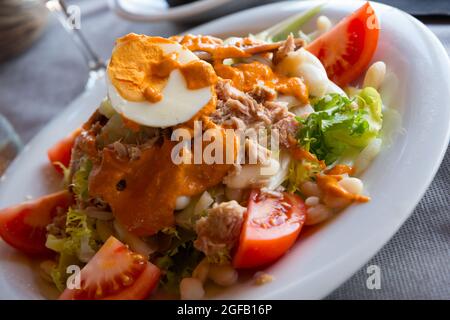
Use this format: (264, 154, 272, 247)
(107, 33, 217, 104)
(316, 174, 369, 203)
(172, 34, 250, 60)
(179, 95, 217, 131)
(214, 61, 308, 103)
(289, 144, 326, 168)
(325, 164, 354, 175)
(89, 133, 235, 236)
(180, 60, 218, 90)
(89, 140, 179, 236)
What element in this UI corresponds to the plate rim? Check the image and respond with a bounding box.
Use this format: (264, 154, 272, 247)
(108, 0, 232, 22)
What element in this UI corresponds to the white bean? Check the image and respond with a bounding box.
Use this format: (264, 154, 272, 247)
(175, 196, 191, 211)
(326, 80, 347, 95)
(180, 277, 205, 300)
(323, 195, 351, 209)
(317, 15, 332, 33)
(253, 271, 275, 285)
(300, 181, 322, 198)
(305, 196, 320, 207)
(276, 48, 329, 97)
(208, 264, 238, 287)
(363, 61, 386, 90)
(338, 177, 364, 195)
(194, 191, 214, 216)
(192, 259, 210, 283)
(305, 204, 333, 225)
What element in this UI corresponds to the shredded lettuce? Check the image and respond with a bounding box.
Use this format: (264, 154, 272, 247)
(64, 208, 99, 259)
(46, 208, 101, 291)
(51, 251, 80, 292)
(54, 162, 71, 187)
(96, 114, 158, 148)
(174, 194, 209, 230)
(297, 89, 383, 165)
(72, 158, 92, 202)
(287, 159, 322, 193)
(161, 227, 180, 239)
(154, 228, 204, 294)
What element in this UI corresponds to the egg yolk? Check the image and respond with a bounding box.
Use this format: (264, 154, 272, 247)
(107, 33, 217, 104)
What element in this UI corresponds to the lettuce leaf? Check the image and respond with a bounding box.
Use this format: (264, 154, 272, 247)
(50, 251, 80, 292)
(72, 157, 92, 202)
(54, 162, 71, 187)
(287, 159, 322, 192)
(154, 228, 204, 294)
(46, 208, 101, 291)
(297, 89, 383, 165)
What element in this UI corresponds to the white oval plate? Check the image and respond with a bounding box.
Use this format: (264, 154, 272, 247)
(108, 0, 228, 22)
(108, 0, 271, 23)
(1, 0, 449, 299)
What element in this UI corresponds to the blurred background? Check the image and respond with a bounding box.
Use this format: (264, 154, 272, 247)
(0, 0, 449, 299)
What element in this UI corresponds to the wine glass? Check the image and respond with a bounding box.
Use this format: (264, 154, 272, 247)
(0, 0, 49, 176)
(0, 115, 22, 176)
(45, 0, 106, 90)
(0, 0, 107, 176)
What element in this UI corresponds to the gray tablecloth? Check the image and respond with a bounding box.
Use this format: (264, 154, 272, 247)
(0, 0, 448, 299)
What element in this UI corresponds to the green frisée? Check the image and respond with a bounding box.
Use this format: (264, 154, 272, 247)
(298, 88, 383, 165)
(46, 208, 100, 290)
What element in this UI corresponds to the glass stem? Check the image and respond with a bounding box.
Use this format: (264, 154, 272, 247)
(45, 0, 106, 89)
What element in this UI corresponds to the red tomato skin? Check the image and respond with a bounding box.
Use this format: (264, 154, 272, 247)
(58, 237, 161, 300)
(106, 263, 160, 300)
(233, 191, 306, 269)
(306, 2, 379, 86)
(59, 263, 161, 300)
(0, 191, 73, 256)
(233, 225, 301, 269)
(47, 128, 81, 173)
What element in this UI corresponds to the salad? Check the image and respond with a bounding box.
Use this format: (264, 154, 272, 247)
(0, 3, 388, 300)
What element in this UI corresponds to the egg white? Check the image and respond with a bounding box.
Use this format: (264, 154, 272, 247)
(107, 42, 213, 128)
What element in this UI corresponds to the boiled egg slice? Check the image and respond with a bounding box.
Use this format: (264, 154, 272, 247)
(107, 34, 215, 128)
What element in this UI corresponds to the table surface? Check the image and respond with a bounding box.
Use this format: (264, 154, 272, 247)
(0, 0, 449, 299)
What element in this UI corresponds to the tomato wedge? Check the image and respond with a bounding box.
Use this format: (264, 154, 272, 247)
(0, 191, 73, 256)
(306, 2, 379, 86)
(59, 236, 161, 300)
(48, 128, 81, 173)
(233, 190, 306, 269)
